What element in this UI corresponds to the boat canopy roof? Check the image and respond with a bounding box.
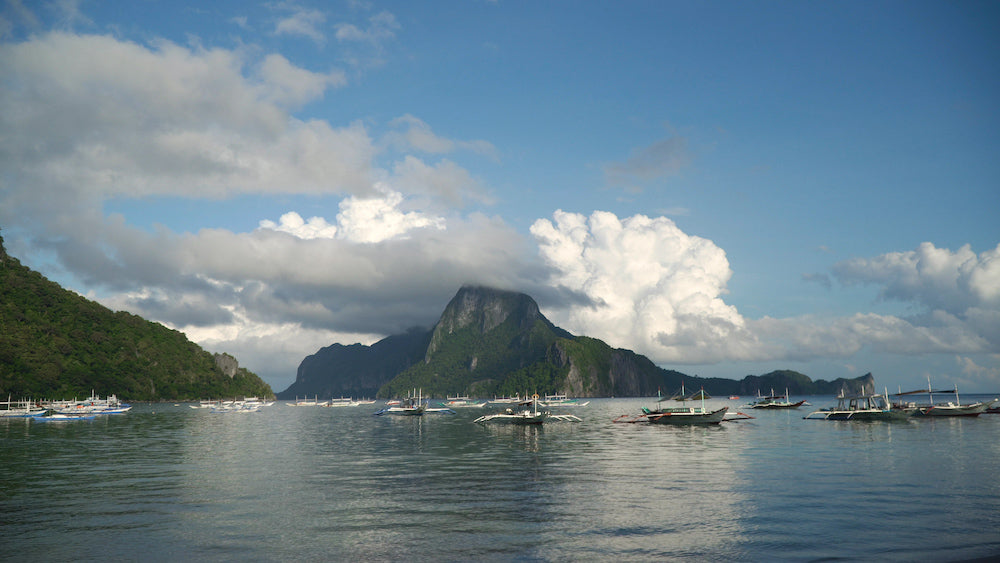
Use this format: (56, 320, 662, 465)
(892, 388, 954, 396)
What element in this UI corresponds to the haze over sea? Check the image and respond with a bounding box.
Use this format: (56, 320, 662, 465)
(3, 397, 999, 562)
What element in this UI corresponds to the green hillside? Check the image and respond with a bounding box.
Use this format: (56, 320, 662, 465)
(0, 233, 272, 401)
(377, 286, 672, 398)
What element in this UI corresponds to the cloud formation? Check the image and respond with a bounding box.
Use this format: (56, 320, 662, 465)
(604, 135, 691, 189)
(258, 187, 446, 244)
(833, 242, 1000, 316)
(530, 211, 999, 368)
(1, 25, 995, 390)
(1, 32, 373, 204)
(531, 210, 759, 363)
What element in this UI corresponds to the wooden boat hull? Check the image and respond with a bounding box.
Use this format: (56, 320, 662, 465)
(645, 406, 728, 425)
(751, 400, 807, 409)
(915, 402, 989, 417)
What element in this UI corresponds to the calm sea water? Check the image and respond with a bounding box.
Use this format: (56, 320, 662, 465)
(3, 396, 999, 562)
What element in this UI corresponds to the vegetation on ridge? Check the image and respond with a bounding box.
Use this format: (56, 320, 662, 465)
(0, 231, 272, 401)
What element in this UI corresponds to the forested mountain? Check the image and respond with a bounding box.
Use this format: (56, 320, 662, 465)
(282, 286, 874, 399)
(0, 233, 272, 401)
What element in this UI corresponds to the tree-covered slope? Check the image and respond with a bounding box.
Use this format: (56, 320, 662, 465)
(284, 286, 879, 399)
(378, 286, 679, 398)
(0, 235, 272, 401)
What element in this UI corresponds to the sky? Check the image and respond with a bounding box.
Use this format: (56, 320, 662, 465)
(1, 0, 998, 394)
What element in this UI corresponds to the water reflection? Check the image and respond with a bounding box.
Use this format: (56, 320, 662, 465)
(5, 401, 1000, 560)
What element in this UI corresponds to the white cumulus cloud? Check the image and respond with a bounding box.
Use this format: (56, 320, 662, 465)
(531, 210, 758, 364)
(258, 187, 445, 243)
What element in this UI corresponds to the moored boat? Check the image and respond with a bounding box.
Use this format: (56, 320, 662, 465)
(1, 396, 47, 418)
(287, 396, 322, 406)
(615, 387, 729, 425)
(32, 413, 97, 422)
(322, 397, 359, 407)
(891, 378, 996, 417)
(749, 388, 809, 409)
(539, 394, 590, 407)
(474, 394, 580, 424)
(804, 387, 908, 421)
(47, 392, 131, 415)
(488, 394, 521, 405)
(374, 389, 427, 416)
(442, 395, 487, 408)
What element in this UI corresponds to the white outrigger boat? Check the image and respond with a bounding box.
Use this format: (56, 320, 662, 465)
(539, 394, 590, 407)
(374, 389, 455, 415)
(32, 412, 98, 422)
(488, 394, 521, 405)
(46, 392, 131, 415)
(190, 399, 221, 409)
(804, 387, 909, 421)
(286, 396, 323, 406)
(211, 396, 272, 413)
(474, 394, 581, 425)
(891, 378, 996, 417)
(614, 388, 738, 425)
(441, 395, 488, 408)
(321, 397, 360, 407)
(1, 396, 47, 418)
(748, 388, 809, 409)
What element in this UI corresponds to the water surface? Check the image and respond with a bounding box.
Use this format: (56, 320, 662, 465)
(3, 397, 999, 561)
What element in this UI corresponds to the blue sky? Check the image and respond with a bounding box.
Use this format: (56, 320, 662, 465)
(2, 0, 998, 393)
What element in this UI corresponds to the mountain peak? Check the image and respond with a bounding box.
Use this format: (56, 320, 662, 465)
(439, 285, 540, 333)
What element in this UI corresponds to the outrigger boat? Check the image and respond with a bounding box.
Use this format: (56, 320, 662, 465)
(539, 394, 590, 407)
(32, 413, 97, 421)
(287, 396, 323, 406)
(441, 395, 487, 408)
(488, 394, 521, 405)
(749, 388, 809, 409)
(321, 397, 360, 407)
(614, 388, 739, 425)
(374, 389, 456, 415)
(891, 378, 996, 417)
(1, 396, 46, 418)
(804, 386, 909, 421)
(474, 394, 581, 425)
(46, 392, 131, 415)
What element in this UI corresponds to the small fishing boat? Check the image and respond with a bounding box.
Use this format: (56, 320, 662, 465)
(211, 397, 270, 413)
(190, 399, 221, 409)
(321, 397, 360, 407)
(474, 395, 581, 424)
(804, 387, 908, 421)
(749, 389, 809, 409)
(892, 378, 996, 417)
(32, 413, 97, 422)
(49, 392, 131, 415)
(441, 396, 487, 408)
(287, 396, 322, 406)
(614, 388, 730, 425)
(0, 397, 46, 418)
(642, 405, 729, 425)
(488, 394, 521, 405)
(539, 394, 590, 407)
(374, 389, 427, 416)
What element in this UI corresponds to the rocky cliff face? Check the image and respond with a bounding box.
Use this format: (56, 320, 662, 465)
(214, 353, 239, 378)
(426, 286, 564, 359)
(279, 286, 877, 399)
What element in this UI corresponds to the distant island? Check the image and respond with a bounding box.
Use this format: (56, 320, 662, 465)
(279, 285, 873, 400)
(0, 230, 272, 401)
